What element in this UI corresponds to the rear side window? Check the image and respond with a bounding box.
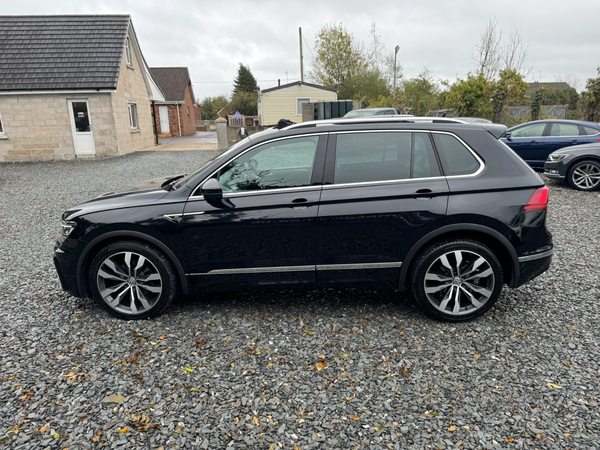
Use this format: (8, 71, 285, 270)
(333, 132, 440, 184)
(432, 133, 481, 176)
(583, 126, 600, 136)
(510, 123, 546, 138)
(549, 123, 579, 137)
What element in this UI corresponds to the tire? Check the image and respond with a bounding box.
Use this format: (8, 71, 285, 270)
(89, 240, 177, 320)
(410, 239, 503, 322)
(567, 159, 600, 191)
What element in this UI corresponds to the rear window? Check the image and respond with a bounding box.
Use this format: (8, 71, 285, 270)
(432, 133, 481, 176)
(583, 126, 600, 136)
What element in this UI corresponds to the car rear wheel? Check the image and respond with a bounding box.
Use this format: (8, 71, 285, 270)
(567, 159, 600, 191)
(410, 239, 503, 322)
(89, 241, 177, 320)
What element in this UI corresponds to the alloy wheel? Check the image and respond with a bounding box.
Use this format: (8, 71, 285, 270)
(423, 250, 495, 316)
(571, 162, 600, 190)
(96, 251, 163, 315)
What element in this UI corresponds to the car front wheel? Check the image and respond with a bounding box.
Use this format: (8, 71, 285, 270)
(410, 239, 503, 322)
(567, 159, 600, 191)
(89, 241, 177, 319)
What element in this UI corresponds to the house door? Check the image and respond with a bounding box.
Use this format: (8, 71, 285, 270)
(68, 99, 96, 156)
(159, 106, 170, 134)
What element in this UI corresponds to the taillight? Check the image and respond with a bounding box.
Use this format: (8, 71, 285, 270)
(523, 186, 549, 212)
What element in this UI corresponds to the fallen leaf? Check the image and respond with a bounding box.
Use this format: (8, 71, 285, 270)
(11, 424, 18, 435)
(0, 437, 9, 444)
(253, 416, 259, 426)
(150, 342, 157, 345)
(347, 395, 355, 401)
(374, 425, 382, 431)
(348, 414, 360, 422)
(269, 444, 276, 450)
(547, 383, 563, 389)
(563, 433, 571, 437)
(505, 437, 515, 443)
(118, 427, 129, 433)
(40, 422, 50, 433)
(473, 354, 481, 360)
(55, 355, 64, 360)
(448, 425, 456, 431)
(183, 367, 194, 373)
(158, 335, 166, 340)
(318, 355, 326, 359)
(316, 361, 327, 371)
(53, 432, 60, 439)
(304, 330, 313, 335)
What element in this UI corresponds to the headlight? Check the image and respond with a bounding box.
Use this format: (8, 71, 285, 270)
(60, 220, 76, 238)
(547, 153, 570, 162)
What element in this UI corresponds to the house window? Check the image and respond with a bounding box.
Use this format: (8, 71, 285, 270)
(125, 37, 132, 66)
(187, 106, 190, 115)
(0, 110, 5, 136)
(297, 98, 310, 115)
(128, 103, 138, 129)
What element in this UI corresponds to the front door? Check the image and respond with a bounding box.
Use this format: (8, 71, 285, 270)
(68, 99, 95, 156)
(159, 106, 170, 134)
(182, 134, 327, 289)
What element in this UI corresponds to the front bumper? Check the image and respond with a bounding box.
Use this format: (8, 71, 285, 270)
(53, 245, 83, 298)
(543, 160, 567, 179)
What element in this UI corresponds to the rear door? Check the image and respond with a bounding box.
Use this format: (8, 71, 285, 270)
(544, 122, 583, 157)
(316, 131, 449, 286)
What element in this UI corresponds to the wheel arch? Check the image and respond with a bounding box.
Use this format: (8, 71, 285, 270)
(398, 224, 519, 291)
(76, 231, 189, 298)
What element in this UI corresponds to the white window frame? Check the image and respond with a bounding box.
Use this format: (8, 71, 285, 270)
(125, 37, 132, 66)
(296, 97, 310, 115)
(187, 106, 190, 115)
(0, 109, 5, 137)
(128, 102, 139, 130)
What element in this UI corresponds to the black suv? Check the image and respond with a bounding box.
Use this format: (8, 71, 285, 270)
(54, 117, 553, 322)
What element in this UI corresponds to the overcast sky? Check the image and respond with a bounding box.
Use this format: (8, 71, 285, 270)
(4, 0, 600, 99)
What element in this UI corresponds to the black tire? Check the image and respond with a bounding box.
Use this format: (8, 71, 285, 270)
(566, 159, 600, 191)
(89, 240, 177, 320)
(410, 239, 503, 322)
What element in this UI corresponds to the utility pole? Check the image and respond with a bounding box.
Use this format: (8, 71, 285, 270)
(299, 27, 304, 83)
(393, 45, 400, 99)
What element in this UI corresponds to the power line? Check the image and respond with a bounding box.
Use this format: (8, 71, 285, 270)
(303, 36, 315, 59)
(192, 78, 301, 84)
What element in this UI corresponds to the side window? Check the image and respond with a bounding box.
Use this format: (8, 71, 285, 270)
(333, 132, 440, 184)
(0, 110, 5, 136)
(433, 133, 481, 176)
(218, 136, 319, 193)
(549, 123, 579, 137)
(510, 123, 546, 138)
(296, 98, 310, 115)
(583, 126, 599, 136)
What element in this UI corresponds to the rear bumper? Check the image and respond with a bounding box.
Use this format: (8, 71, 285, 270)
(514, 250, 553, 287)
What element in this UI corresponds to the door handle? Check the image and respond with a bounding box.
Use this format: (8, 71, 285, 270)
(572, 140, 578, 144)
(415, 189, 432, 194)
(292, 198, 307, 203)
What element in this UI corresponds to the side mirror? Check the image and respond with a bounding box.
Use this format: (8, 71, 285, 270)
(505, 132, 512, 141)
(201, 178, 223, 203)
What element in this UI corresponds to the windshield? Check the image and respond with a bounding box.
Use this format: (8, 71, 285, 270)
(344, 110, 376, 118)
(172, 137, 252, 189)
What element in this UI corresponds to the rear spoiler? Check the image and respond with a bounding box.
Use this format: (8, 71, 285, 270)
(480, 123, 507, 139)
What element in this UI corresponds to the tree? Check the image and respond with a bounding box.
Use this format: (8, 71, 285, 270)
(491, 69, 528, 123)
(580, 67, 600, 122)
(308, 23, 366, 97)
(199, 95, 230, 120)
(445, 73, 492, 118)
(400, 68, 442, 116)
(530, 88, 543, 121)
(230, 91, 258, 116)
(233, 64, 259, 94)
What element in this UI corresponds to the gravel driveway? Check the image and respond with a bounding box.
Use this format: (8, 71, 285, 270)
(0, 151, 599, 450)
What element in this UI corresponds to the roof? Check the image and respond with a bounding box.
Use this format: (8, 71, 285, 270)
(149, 67, 194, 103)
(528, 82, 572, 91)
(0, 15, 130, 91)
(261, 81, 337, 94)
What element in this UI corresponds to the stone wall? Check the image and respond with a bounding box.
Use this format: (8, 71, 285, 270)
(0, 93, 117, 162)
(226, 125, 268, 147)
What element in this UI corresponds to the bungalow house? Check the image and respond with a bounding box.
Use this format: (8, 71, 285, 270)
(257, 81, 337, 126)
(0, 15, 164, 162)
(150, 67, 196, 137)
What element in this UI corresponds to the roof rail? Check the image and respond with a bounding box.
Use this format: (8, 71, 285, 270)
(283, 116, 468, 130)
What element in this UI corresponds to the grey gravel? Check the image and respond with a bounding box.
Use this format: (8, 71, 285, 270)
(1, 151, 599, 449)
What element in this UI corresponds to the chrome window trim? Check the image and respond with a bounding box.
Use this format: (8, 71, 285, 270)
(317, 262, 402, 270)
(430, 131, 486, 178)
(189, 184, 322, 201)
(322, 176, 446, 190)
(189, 133, 325, 198)
(518, 249, 553, 262)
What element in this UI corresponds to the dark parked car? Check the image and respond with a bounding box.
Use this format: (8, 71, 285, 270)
(544, 142, 600, 191)
(343, 107, 404, 117)
(501, 120, 600, 168)
(54, 117, 553, 322)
